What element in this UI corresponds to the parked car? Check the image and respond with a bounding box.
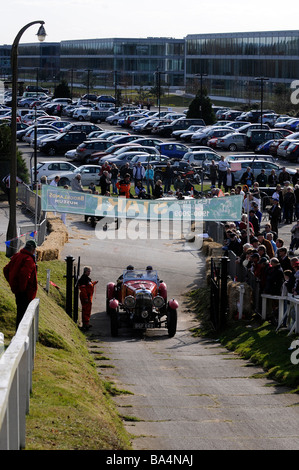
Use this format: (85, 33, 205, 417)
(63, 123, 101, 134)
(87, 143, 143, 164)
(191, 127, 236, 145)
(74, 139, 114, 162)
(274, 116, 292, 128)
(259, 113, 279, 127)
(224, 154, 276, 163)
(39, 131, 87, 156)
(106, 110, 138, 125)
(47, 165, 101, 187)
(97, 95, 115, 103)
(182, 150, 221, 167)
(246, 130, 284, 150)
(171, 125, 202, 141)
(23, 126, 59, 144)
(72, 107, 91, 121)
(285, 142, 299, 162)
(237, 123, 270, 134)
(216, 132, 247, 151)
(31, 161, 77, 182)
(133, 137, 163, 147)
(155, 143, 189, 159)
(87, 109, 114, 123)
(105, 151, 151, 168)
(155, 118, 205, 137)
(230, 160, 296, 183)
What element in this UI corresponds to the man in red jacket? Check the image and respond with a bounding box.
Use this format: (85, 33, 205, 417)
(3, 239, 38, 329)
(78, 266, 98, 330)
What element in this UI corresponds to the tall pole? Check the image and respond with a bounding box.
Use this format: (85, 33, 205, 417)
(255, 77, 269, 129)
(6, 21, 46, 257)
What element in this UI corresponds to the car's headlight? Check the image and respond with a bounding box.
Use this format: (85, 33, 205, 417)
(124, 295, 136, 308)
(153, 296, 165, 308)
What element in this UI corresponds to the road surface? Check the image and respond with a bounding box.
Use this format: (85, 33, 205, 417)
(61, 215, 299, 450)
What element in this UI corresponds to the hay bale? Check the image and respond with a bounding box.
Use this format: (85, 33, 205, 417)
(36, 215, 69, 261)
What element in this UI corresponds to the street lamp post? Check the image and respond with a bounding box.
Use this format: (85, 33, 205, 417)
(6, 21, 46, 257)
(195, 72, 207, 118)
(255, 77, 269, 129)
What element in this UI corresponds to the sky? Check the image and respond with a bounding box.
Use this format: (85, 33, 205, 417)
(1, 0, 299, 44)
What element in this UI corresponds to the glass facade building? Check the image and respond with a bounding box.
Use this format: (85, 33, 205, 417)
(60, 37, 185, 88)
(1, 31, 299, 102)
(185, 31, 299, 102)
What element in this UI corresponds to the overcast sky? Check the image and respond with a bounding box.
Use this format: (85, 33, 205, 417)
(1, 0, 299, 44)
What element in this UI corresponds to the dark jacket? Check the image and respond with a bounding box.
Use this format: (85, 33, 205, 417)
(264, 264, 284, 295)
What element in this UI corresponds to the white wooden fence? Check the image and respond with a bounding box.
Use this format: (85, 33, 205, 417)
(261, 293, 299, 335)
(0, 298, 39, 450)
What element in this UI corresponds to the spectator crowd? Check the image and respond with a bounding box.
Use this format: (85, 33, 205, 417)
(217, 161, 299, 321)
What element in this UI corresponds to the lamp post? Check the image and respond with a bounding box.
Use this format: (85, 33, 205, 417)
(154, 68, 166, 118)
(195, 72, 207, 118)
(6, 21, 46, 257)
(255, 77, 269, 129)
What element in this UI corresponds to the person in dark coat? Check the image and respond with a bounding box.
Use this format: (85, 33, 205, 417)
(268, 198, 281, 235)
(264, 257, 284, 295)
(3, 239, 38, 329)
(283, 186, 295, 224)
(163, 162, 174, 192)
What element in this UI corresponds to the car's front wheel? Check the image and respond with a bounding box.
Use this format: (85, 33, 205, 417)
(167, 307, 177, 337)
(228, 143, 237, 152)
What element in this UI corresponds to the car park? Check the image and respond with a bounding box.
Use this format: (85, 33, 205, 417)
(106, 268, 178, 337)
(39, 131, 87, 156)
(31, 161, 77, 182)
(47, 165, 101, 187)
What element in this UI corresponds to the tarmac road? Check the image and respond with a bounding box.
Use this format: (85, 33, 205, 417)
(60, 215, 299, 451)
(10, 110, 299, 450)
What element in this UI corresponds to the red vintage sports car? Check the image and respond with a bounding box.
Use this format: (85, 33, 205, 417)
(106, 267, 178, 337)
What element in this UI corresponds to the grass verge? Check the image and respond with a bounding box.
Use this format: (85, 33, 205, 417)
(0, 252, 132, 450)
(186, 286, 299, 393)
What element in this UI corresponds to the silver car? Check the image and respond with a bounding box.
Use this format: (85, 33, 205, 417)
(231, 160, 296, 183)
(216, 132, 247, 151)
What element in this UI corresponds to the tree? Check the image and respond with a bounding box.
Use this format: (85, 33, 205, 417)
(0, 124, 29, 184)
(54, 80, 71, 99)
(186, 90, 216, 125)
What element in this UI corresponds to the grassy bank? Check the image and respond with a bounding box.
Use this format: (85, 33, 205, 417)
(187, 286, 299, 393)
(0, 252, 132, 450)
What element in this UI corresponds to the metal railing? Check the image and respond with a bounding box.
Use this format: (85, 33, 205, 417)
(0, 298, 39, 450)
(17, 184, 47, 246)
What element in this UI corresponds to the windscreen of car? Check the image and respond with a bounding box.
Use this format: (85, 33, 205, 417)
(123, 270, 158, 283)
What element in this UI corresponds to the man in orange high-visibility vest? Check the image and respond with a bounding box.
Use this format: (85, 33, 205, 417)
(78, 266, 98, 330)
